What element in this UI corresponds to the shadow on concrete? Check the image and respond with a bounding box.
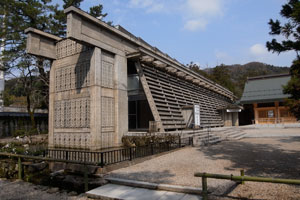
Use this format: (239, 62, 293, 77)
(109, 170, 176, 185)
(198, 140, 300, 179)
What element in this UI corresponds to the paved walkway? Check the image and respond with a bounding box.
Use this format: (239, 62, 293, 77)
(86, 184, 202, 200)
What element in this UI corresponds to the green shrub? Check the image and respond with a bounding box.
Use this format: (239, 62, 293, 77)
(27, 128, 38, 136)
(122, 134, 179, 147)
(12, 129, 26, 137)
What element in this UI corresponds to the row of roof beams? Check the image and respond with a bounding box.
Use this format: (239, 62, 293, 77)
(135, 53, 233, 99)
(25, 26, 234, 99)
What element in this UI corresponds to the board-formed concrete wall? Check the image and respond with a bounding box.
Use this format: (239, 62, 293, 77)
(48, 38, 128, 150)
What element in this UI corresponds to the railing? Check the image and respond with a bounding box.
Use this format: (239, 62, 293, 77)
(47, 137, 193, 167)
(0, 152, 92, 192)
(0, 137, 192, 192)
(257, 117, 298, 124)
(194, 171, 300, 200)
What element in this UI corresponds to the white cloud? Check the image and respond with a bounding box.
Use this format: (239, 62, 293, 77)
(186, 0, 223, 17)
(248, 43, 295, 66)
(250, 43, 268, 56)
(183, 0, 224, 31)
(129, 0, 164, 13)
(184, 19, 207, 31)
(127, 0, 225, 31)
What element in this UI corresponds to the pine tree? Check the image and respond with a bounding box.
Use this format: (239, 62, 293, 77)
(266, 0, 300, 120)
(0, 0, 110, 131)
(0, 0, 58, 130)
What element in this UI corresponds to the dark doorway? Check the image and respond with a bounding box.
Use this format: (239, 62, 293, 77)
(239, 104, 254, 125)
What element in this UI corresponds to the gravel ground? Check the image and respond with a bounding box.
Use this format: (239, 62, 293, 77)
(0, 178, 90, 200)
(108, 137, 300, 199)
(243, 126, 300, 138)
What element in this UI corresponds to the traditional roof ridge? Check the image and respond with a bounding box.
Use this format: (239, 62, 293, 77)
(240, 73, 291, 104)
(247, 73, 290, 81)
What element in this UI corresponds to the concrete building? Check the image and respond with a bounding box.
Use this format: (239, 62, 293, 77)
(240, 73, 297, 124)
(25, 7, 239, 151)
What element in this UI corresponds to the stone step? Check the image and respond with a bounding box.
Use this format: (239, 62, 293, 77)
(228, 131, 246, 137)
(180, 127, 247, 145)
(86, 183, 203, 200)
(194, 133, 222, 146)
(106, 177, 202, 195)
(223, 131, 246, 140)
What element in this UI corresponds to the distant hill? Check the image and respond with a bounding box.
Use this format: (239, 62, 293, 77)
(188, 62, 290, 98)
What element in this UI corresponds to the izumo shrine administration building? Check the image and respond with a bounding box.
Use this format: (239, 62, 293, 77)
(26, 7, 240, 151)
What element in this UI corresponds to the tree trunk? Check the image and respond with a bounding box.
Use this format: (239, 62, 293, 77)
(26, 94, 36, 130)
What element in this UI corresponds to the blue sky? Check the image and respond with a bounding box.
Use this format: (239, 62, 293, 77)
(62, 0, 296, 68)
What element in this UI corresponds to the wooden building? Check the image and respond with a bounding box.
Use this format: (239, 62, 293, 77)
(25, 7, 239, 150)
(240, 73, 297, 124)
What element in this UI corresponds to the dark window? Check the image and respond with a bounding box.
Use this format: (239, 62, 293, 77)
(128, 100, 154, 130)
(257, 102, 274, 108)
(127, 60, 137, 75)
(128, 101, 136, 114)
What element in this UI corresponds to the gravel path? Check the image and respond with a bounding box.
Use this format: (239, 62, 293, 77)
(0, 178, 90, 200)
(243, 127, 300, 138)
(108, 137, 300, 199)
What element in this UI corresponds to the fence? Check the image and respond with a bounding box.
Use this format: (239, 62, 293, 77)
(0, 151, 93, 191)
(194, 171, 300, 200)
(0, 136, 192, 192)
(47, 136, 193, 167)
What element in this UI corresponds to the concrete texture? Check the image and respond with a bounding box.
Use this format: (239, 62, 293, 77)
(106, 177, 202, 195)
(86, 183, 202, 200)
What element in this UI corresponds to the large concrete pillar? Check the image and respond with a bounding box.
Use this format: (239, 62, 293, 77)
(90, 47, 102, 150)
(114, 54, 128, 147)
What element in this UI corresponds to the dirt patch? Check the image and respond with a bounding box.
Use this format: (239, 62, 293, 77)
(0, 178, 90, 200)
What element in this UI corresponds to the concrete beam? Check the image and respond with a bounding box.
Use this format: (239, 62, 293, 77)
(140, 55, 154, 62)
(192, 79, 200, 84)
(176, 71, 186, 77)
(126, 51, 141, 59)
(166, 66, 177, 73)
(185, 75, 193, 81)
(25, 28, 61, 60)
(153, 60, 167, 68)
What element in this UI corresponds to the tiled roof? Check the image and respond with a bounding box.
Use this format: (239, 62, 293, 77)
(240, 74, 290, 104)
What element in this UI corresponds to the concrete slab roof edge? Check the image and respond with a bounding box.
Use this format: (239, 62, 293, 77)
(25, 27, 62, 41)
(64, 6, 235, 100)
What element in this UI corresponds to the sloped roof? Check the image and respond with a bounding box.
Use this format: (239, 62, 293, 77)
(240, 73, 291, 104)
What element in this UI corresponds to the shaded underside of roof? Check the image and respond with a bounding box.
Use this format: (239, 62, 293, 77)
(240, 75, 291, 104)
